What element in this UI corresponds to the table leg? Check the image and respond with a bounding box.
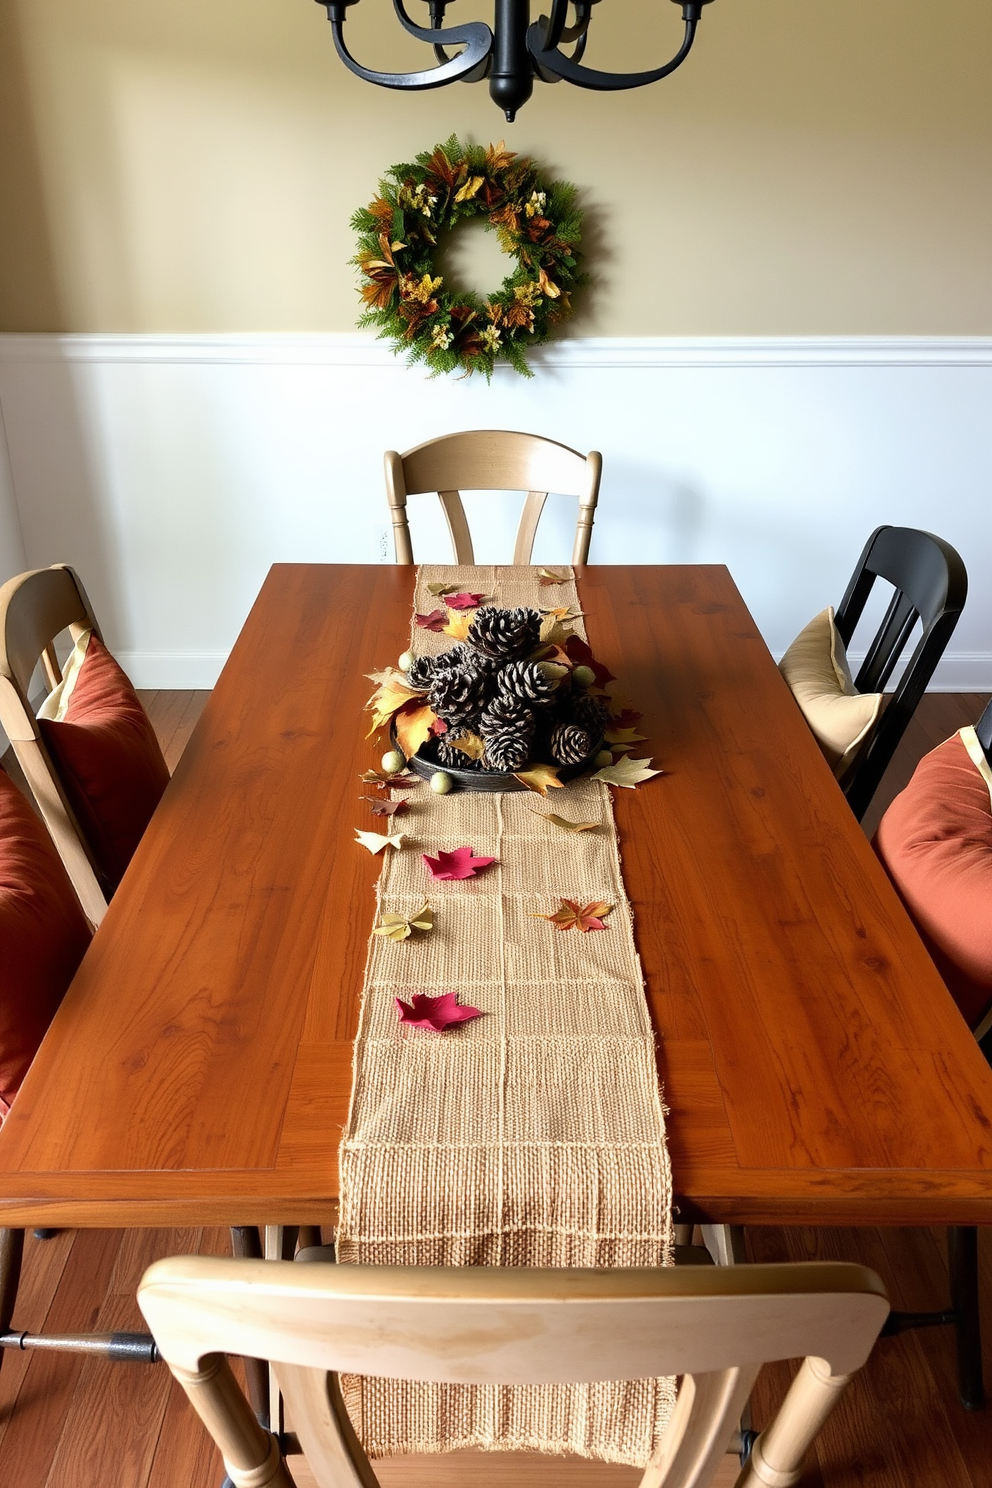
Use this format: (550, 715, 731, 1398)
(948, 1225, 986, 1411)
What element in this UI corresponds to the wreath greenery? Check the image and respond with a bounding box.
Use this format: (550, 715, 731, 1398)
(351, 136, 584, 380)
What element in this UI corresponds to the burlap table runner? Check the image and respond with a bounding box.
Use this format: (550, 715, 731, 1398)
(338, 565, 674, 1466)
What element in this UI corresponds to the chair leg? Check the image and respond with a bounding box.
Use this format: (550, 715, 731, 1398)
(0, 1229, 24, 1384)
(229, 1227, 271, 1428)
(948, 1226, 985, 1410)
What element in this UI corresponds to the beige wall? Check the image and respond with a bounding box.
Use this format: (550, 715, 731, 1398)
(1, 0, 990, 335)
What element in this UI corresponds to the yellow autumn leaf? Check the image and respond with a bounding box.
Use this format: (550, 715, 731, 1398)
(442, 608, 475, 640)
(513, 763, 564, 796)
(537, 813, 599, 833)
(393, 701, 436, 759)
(447, 731, 486, 761)
(354, 829, 407, 854)
(454, 175, 484, 202)
(536, 567, 567, 587)
(372, 900, 433, 941)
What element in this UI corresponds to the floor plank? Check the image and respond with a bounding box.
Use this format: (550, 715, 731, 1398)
(0, 690, 989, 1487)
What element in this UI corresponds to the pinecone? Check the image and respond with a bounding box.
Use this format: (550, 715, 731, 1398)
(549, 722, 593, 766)
(496, 659, 558, 707)
(568, 690, 609, 737)
(433, 643, 472, 672)
(406, 655, 437, 691)
(480, 694, 534, 735)
(428, 664, 493, 726)
(483, 726, 532, 773)
(467, 606, 541, 662)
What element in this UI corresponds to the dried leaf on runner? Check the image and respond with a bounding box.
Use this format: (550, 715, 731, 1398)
(444, 591, 488, 610)
(365, 797, 409, 817)
(373, 900, 433, 941)
(360, 768, 419, 787)
(395, 990, 483, 1031)
(512, 762, 564, 796)
(540, 605, 583, 622)
(426, 581, 460, 595)
(394, 699, 436, 759)
(536, 813, 599, 833)
(591, 755, 663, 789)
(535, 898, 613, 932)
(446, 731, 485, 761)
(415, 608, 448, 632)
(442, 608, 475, 640)
(423, 846, 497, 880)
(537, 568, 567, 586)
(354, 828, 407, 854)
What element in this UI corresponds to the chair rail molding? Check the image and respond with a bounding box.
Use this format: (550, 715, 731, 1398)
(0, 333, 990, 690)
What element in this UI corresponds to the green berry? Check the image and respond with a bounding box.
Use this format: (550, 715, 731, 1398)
(398, 650, 416, 672)
(572, 665, 595, 688)
(381, 749, 405, 775)
(594, 750, 613, 769)
(430, 770, 454, 795)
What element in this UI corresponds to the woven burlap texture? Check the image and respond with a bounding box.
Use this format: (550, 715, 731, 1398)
(338, 566, 674, 1466)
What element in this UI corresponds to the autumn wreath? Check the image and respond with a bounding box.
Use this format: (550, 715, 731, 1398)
(351, 136, 584, 380)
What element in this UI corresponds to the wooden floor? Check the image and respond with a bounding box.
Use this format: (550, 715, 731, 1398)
(0, 691, 989, 1487)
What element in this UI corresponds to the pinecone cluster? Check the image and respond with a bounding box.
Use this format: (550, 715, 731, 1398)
(404, 605, 607, 773)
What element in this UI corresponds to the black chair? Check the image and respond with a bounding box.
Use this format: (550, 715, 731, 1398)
(834, 525, 968, 820)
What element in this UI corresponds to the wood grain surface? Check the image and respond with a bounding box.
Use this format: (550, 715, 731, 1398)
(0, 563, 989, 1228)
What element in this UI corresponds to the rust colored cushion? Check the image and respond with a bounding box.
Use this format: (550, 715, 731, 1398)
(0, 769, 91, 1118)
(38, 632, 169, 892)
(873, 727, 992, 1029)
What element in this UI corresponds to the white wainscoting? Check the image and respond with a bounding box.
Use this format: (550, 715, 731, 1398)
(0, 333, 990, 691)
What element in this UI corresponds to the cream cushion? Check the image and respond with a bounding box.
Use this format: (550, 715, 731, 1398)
(779, 607, 884, 775)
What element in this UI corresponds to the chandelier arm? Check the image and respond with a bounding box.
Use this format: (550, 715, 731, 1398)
(322, 3, 492, 90)
(527, 15, 698, 89)
(539, 0, 572, 51)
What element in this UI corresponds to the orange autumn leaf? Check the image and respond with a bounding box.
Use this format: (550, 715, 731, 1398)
(366, 682, 423, 736)
(393, 699, 437, 759)
(535, 899, 613, 932)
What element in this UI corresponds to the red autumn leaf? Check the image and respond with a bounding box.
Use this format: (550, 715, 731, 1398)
(430, 717, 448, 736)
(415, 609, 448, 631)
(395, 991, 484, 1031)
(443, 591, 487, 610)
(536, 898, 613, 932)
(365, 797, 409, 817)
(423, 846, 497, 881)
(563, 635, 616, 688)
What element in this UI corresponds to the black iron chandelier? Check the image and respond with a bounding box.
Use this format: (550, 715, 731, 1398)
(315, 0, 716, 121)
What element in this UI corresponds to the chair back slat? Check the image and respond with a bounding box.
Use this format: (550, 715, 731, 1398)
(854, 590, 918, 693)
(831, 526, 967, 820)
(436, 489, 476, 564)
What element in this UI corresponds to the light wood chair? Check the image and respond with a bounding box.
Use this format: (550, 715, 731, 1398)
(384, 430, 602, 565)
(0, 564, 108, 927)
(138, 1255, 889, 1488)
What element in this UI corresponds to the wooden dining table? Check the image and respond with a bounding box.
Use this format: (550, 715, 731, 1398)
(0, 562, 990, 1233)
